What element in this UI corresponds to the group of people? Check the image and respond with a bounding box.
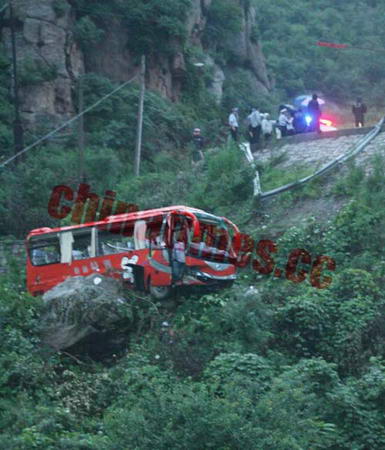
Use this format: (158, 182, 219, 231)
(229, 94, 325, 148)
(277, 94, 322, 137)
(229, 107, 275, 151)
(191, 95, 368, 162)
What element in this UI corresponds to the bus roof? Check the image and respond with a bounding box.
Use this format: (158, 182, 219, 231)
(27, 205, 236, 239)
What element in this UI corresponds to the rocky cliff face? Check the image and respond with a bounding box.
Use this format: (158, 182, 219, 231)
(1, 0, 270, 127)
(2, 0, 84, 127)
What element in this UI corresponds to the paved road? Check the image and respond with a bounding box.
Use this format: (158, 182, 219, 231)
(252, 129, 385, 173)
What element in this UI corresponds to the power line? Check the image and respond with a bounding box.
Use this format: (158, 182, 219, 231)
(0, 74, 138, 168)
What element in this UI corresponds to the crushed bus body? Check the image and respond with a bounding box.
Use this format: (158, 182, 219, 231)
(26, 205, 240, 299)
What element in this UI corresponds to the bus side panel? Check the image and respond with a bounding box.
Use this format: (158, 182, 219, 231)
(144, 249, 172, 287)
(27, 259, 71, 295)
(27, 253, 130, 296)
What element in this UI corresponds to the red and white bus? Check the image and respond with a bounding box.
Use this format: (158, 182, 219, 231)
(26, 206, 240, 299)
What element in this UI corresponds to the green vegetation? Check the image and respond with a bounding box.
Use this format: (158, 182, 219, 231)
(52, 0, 70, 18)
(252, 0, 385, 103)
(19, 58, 58, 87)
(0, 43, 12, 150)
(74, 16, 105, 48)
(2, 0, 385, 447)
(2, 136, 385, 447)
(72, 0, 191, 55)
(203, 0, 243, 54)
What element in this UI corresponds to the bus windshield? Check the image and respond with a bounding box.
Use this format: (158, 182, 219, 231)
(187, 218, 236, 263)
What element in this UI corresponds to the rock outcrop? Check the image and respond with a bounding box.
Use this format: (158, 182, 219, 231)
(41, 274, 133, 350)
(224, 4, 270, 93)
(1, 0, 270, 127)
(2, 0, 84, 127)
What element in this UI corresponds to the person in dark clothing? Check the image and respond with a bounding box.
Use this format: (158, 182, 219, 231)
(293, 108, 307, 134)
(307, 94, 322, 133)
(247, 108, 261, 152)
(191, 128, 205, 164)
(352, 98, 367, 127)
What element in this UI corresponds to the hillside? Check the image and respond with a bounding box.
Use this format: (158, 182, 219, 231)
(2, 1, 385, 449)
(2, 125, 385, 448)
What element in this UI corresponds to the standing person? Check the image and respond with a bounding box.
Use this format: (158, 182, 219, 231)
(172, 232, 186, 283)
(247, 107, 261, 152)
(261, 113, 273, 141)
(352, 98, 367, 127)
(191, 128, 205, 164)
(293, 108, 306, 134)
(228, 108, 239, 141)
(285, 110, 295, 136)
(307, 94, 322, 133)
(277, 108, 289, 137)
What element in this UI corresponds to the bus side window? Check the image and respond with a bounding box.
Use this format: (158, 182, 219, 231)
(97, 224, 135, 255)
(134, 220, 147, 250)
(146, 224, 163, 249)
(29, 235, 61, 266)
(72, 229, 92, 260)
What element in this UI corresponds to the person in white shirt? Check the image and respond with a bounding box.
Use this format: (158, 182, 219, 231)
(228, 108, 239, 141)
(277, 108, 290, 137)
(261, 113, 274, 141)
(285, 110, 295, 136)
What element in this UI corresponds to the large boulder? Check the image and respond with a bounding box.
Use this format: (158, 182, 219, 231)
(41, 274, 133, 350)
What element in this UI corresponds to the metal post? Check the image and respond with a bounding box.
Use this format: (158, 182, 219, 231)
(134, 55, 146, 177)
(78, 76, 85, 182)
(9, 1, 24, 157)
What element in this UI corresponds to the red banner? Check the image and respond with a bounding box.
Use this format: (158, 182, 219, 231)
(317, 41, 348, 49)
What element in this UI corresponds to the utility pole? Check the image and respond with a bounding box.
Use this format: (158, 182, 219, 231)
(78, 76, 85, 183)
(9, 0, 24, 157)
(134, 55, 146, 177)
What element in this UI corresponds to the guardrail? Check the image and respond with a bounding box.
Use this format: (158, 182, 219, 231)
(248, 117, 385, 200)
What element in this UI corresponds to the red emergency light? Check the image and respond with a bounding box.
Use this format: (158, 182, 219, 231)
(320, 118, 333, 127)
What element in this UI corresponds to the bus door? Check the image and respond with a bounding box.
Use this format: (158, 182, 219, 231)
(164, 211, 200, 282)
(144, 215, 173, 287)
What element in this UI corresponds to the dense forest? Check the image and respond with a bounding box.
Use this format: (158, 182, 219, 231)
(1, 0, 385, 448)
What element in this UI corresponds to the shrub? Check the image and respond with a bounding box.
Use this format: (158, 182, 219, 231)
(204, 0, 243, 46)
(18, 58, 58, 86)
(52, 0, 70, 17)
(74, 16, 105, 48)
(121, 0, 191, 55)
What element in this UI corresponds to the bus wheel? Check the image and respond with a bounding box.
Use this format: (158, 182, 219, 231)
(148, 278, 171, 300)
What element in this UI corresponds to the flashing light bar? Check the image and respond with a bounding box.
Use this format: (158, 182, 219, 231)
(320, 118, 333, 127)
